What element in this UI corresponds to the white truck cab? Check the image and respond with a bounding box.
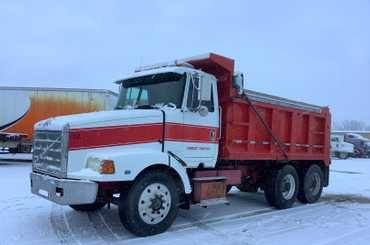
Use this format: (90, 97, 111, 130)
(31, 65, 220, 236)
(331, 134, 354, 159)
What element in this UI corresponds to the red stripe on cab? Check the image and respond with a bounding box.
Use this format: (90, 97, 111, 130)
(69, 123, 163, 150)
(68, 123, 218, 150)
(165, 123, 219, 143)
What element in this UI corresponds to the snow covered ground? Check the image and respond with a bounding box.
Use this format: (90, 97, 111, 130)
(1, 159, 370, 245)
(0, 152, 32, 161)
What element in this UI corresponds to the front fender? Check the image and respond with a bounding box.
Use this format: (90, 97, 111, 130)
(68, 148, 192, 194)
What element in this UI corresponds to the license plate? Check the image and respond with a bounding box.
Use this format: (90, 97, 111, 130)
(38, 189, 49, 197)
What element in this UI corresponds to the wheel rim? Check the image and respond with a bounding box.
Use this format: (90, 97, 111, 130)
(307, 172, 321, 196)
(138, 183, 172, 225)
(280, 174, 296, 200)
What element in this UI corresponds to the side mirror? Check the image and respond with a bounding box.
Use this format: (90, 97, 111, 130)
(233, 72, 244, 95)
(199, 78, 212, 101)
(198, 105, 209, 117)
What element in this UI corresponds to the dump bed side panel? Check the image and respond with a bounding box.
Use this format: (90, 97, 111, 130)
(219, 98, 331, 166)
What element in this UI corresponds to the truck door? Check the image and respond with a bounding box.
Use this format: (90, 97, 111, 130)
(182, 73, 219, 168)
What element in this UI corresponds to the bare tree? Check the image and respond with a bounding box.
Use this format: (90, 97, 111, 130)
(333, 120, 369, 131)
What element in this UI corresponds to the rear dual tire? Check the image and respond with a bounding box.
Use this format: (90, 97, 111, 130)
(297, 164, 324, 204)
(264, 164, 324, 209)
(264, 165, 299, 209)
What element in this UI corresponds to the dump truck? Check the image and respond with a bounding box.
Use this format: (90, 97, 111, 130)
(30, 53, 331, 236)
(0, 87, 117, 153)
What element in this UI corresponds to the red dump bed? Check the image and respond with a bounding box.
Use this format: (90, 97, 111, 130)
(219, 92, 331, 165)
(186, 53, 331, 166)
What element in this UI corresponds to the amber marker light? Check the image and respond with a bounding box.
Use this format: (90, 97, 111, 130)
(100, 160, 115, 174)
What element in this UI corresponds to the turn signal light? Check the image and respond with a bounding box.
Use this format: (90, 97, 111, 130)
(100, 160, 115, 174)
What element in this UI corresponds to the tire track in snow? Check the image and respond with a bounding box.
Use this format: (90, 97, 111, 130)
(238, 202, 370, 244)
(168, 202, 328, 245)
(87, 211, 120, 244)
(50, 205, 80, 245)
(51, 201, 328, 244)
(51, 205, 109, 245)
(176, 215, 247, 245)
(175, 202, 326, 233)
(175, 207, 274, 232)
(314, 226, 370, 245)
(231, 202, 329, 235)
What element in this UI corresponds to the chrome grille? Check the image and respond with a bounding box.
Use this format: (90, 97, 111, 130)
(32, 130, 68, 178)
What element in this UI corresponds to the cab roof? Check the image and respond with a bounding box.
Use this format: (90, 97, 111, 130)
(115, 66, 214, 84)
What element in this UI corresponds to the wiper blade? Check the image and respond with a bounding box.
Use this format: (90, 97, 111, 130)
(136, 104, 156, 109)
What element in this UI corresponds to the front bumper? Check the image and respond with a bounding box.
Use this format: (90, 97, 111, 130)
(30, 172, 98, 205)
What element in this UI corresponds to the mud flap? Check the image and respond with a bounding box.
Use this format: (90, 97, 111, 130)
(323, 166, 329, 187)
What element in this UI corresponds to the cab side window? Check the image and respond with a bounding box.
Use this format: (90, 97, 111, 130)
(187, 77, 199, 109)
(202, 87, 214, 112)
(187, 78, 214, 112)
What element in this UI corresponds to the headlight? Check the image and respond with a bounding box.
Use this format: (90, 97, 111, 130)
(86, 157, 115, 174)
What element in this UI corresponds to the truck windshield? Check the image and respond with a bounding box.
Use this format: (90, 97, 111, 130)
(115, 72, 186, 109)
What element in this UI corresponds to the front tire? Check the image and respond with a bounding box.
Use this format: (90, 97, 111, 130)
(264, 165, 299, 209)
(337, 152, 348, 159)
(8, 147, 18, 154)
(119, 171, 179, 236)
(298, 164, 323, 203)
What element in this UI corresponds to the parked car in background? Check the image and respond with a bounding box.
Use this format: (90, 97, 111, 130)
(331, 134, 354, 159)
(363, 141, 370, 158)
(344, 133, 370, 158)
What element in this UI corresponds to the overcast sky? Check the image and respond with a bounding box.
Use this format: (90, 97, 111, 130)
(0, 1, 369, 123)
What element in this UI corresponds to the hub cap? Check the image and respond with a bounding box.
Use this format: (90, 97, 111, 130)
(281, 174, 296, 200)
(138, 183, 171, 224)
